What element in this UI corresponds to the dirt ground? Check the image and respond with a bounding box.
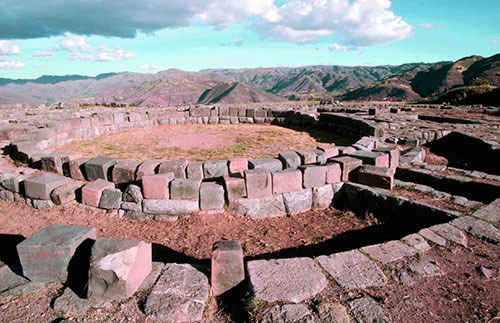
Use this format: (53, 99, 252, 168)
(54, 124, 353, 161)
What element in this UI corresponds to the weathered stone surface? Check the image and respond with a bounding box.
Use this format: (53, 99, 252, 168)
(283, 189, 312, 215)
(99, 188, 122, 209)
(24, 172, 68, 200)
(41, 153, 69, 174)
(142, 173, 174, 199)
(272, 169, 302, 194)
(247, 257, 328, 303)
(317, 144, 339, 159)
(68, 157, 90, 181)
(53, 288, 91, 314)
(278, 151, 301, 169)
(0, 281, 47, 297)
(249, 158, 283, 173)
(1, 174, 25, 193)
(348, 297, 388, 323)
(312, 184, 334, 209)
(32, 199, 55, 210)
(88, 238, 152, 301)
(50, 181, 84, 205)
(136, 160, 162, 180)
(299, 165, 326, 188)
(260, 304, 315, 323)
(82, 179, 115, 207)
(402, 234, 432, 252)
(296, 149, 318, 164)
(245, 169, 272, 198)
(317, 249, 387, 290)
(138, 261, 164, 292)
(170, 178, 201, 200)
(325, 163, 342, 184)
(228, 158, 248, 175)
(84, 156, 116, 181)
(143, 199, 199, 215)
(17, 225, 96, 282)
(223, 174, 247, 201)
(418, 228, 447, 247)
(158, 159, 188, 179)
(361, 240, 418, 264)
(373, 146, 400, 168)
(200, 182, 224, 211)
(472, 203, 500, 223)
(408, 255, 443, 277)
(429, 223, 468, 247)
(123, 184, 143, 203)
(186, 161, 204, 180)
(121, 201, 141, 211)
(330, 156, 363, 181)
(451, 216, 500, 244)
(145, 263, 209, 322)
(317, 302, 353, 323)
(356, 165, 394, 190)
(124, 210, 147, 220)
(0, 265, 29, 293)
(203, 160, 228, 179)
(231, 195, 286, 219)
(211, 240, 244, 296)
(349, 150, 389, 168)
(111, 160, 140, 184)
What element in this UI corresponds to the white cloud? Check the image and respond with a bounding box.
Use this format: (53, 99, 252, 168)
(139, 64, 165, 70)
(329, 43, 349, 53)
(419, 23, 444, 29)
(0, 40, 21, 55)
(59, 35, 91, 52)
(32, 47, 57, 57)
(492, 39, 499, 45)
(197, 0, 277, 28)
(70, 45, 138, 62)
(0, 57, 25, 69)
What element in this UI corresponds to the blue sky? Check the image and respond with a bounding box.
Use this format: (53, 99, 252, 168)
(0, 0, 498, 79)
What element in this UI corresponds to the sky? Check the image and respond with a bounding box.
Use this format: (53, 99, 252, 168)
(0, 0, 498, 79)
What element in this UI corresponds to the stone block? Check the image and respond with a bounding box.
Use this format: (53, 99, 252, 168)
(349, 297, 388, 323)
(68, 157, 90, 181)
(24, 172, 68, 200)
(317, 144, 339, 159)
(81, 179, 115, 207)
(41, 153, 69, 174)
(200, 182, 225, 211)
(428, 223, 468, 247)
(50, 181, 84, 205)
(17, 225, 96, 282)
(158, 159, 188, 179)
(142, 173, 174, 199)
(88, 238, 151, 301)
(278, 151, 301, 169)
(312, 184, 334, 209)
(122, 184, 143, 203)
(296, 149, 317, 164)
(170, 178, 201, 200)
(330, 156, 363, 181)
(211, 240, 244, 296)
(299, 165, 326, 188)
(337, 146, 357, 155)
(349, 150, 389, 168)
(249, 158, 283, 173)
(356, 165, 395, 190)
(272, 169, 302, 194)
(1, 174, 25, 193)
(223, 174, 247, 201)
(111, 160, 140, 184)
(261, 304, 315, 323)
(99, 189, 122, 209)
(373, 146, 400, 168)
(136, 160, 162, 180)
(228, 158, 248, 175)
(283, 189, 312, 215)
(84, 156, 116, 181)
(402, 234, 432, 252)
(143, 199, 199, 215)
(187, 161, 204, 180)
(325, 163, 341, 184)
(361, 240, 418, 264)
(230, 195, 286, 219)
(203, 160, 228, 179)
(245, 169, 272, 198)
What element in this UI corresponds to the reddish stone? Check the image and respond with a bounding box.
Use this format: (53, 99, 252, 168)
(223, 175, 247, 201)
(272, 169, 302, 194)
(356, 165, 395, 190)
(330, 156, 363, 181)
(69, 157, 90, 181)
(325, 163, 341, 184)
(317, 144, 339, 159)
(142, 173, 174, 199)
(136, 160, 163, 180)
(112, 160, 140, 184)
(50, 181, 84, 205)
(245, 169, 272, 198)
(299, 165, 326, 188)
(24, 172, 69, 200)
(82, 179, 115, 207)
(211, 240, 245, 296)
(228, 158, 248, 175)
(373, 147, 400, 168)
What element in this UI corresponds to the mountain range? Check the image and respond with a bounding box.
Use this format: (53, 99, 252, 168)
(0, 53, 498, 106)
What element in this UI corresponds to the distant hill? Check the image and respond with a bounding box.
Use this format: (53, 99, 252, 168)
(197, 82, 285, 104)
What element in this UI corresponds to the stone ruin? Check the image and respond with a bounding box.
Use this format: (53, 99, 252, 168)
(0, 102, 499, 321)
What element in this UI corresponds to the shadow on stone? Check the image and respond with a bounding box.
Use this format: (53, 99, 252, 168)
(151, 243, 209, 268)
(0, 233, 25, 276)
(216, 279, 251, 322)
(65, 238, 95, 298)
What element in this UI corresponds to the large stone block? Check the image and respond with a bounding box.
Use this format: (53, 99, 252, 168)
(325, 163, 341, 184)
(50, 181, 84, 205)
(17, 225, 96, 282)
(187, 161, 204, 180)
(158, 159, 188, 179)
(84, 156, 116, 181)
(223, 174, 247, 201)
(230, 195, 286, 219)
(283, 189, 312, 215)
(361, 241, 418, 264)
(24, 172, 68, 200)
(136, 160, 163, 180)
(99, 189, 123, 209)
(249, 158, 283, 173)
(330, 156, 363, 181)
(111, 160, 140, 184)
(373, 146, 400, 168)
(296, 149, 317, 164)
(122, 184, 143, 203)
(278, 151, 301, 169)
(349, 150, 389, 168)
(356, 165, 395, 190)
(170, 178, 201, 200)
(228, 158, 248, 175)
(317, 144, 339, 159)
(68, 157, 90, 181)
(211, 240, 245, 296)
(200, 182, 225, 211)
(81, 179, 115, 207)
(312, 184, 334, 209)
(142, 173, 174, 199)
(245, 169, 272, 198)
(272, 169, 302, 194)
(88, 238, 152, 301)
(41, 153, 69, 174)
(203, 160, 228, 179)
(142, 199, 199, 215)
(299, 165, 326, 188)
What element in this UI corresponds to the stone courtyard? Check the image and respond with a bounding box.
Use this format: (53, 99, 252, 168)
(0, 102, 498, 322)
